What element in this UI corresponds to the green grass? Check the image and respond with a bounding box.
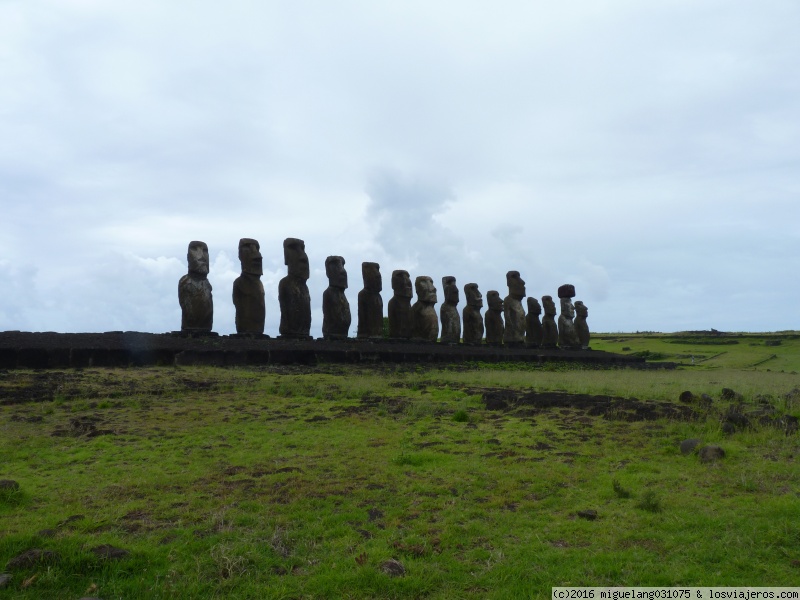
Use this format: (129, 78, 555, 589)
(1, 334, 800, 598)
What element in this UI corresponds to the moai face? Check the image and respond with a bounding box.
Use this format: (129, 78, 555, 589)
(325, 256, 347, 289)
(187, 241, 209, 276)
(415, 276, 438, 304)
(542, 295, 556, 316)
(238, 238, 263, 276)
(284, 238, 309, 280)
(465, 283, 483, 308)
(442, 276, 459, 305)
(391, 270, 413, 298)
(561, 297, 575, 319)
(507, 271, 526, 300)
(363, 262, 382, 292)
(487, 290, 503, 312)
(575, 301, 588, 318)
(527, 297, 541, 316)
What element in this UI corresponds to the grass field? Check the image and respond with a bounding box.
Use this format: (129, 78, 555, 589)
(1, 332, 799, 599)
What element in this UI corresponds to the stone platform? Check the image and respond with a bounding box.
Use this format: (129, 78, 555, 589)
(0, 331, 650, 369)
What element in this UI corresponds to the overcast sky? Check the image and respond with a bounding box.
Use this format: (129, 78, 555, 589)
(1, 0, 798, 336)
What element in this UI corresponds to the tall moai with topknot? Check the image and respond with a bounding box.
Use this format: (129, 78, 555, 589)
(439, 276, 461, 344)
(357, 262, 384, 339)
(462, 283, 484, 345)
(557, 284, 580, 349)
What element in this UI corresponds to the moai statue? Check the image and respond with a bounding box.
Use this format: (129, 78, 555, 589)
(462, 283, 484, 345)
(322, 255, 351, 340)
(411, 276, 439, 342)
(278, 237, 311, 339)
(503, 271, 526, 346)
(232, 238, 265, 335)
(526, 297, 544, 348)
(540, 295, 558, 348)
(388, 269, 413, 340)
(357, 262, 383, 339)
(484, 290, 504, 346)
(439, 276, 461, 344)
(178, 241, 213, 333)
(574, 301, 590, 350)
(557, 284, 580, 349)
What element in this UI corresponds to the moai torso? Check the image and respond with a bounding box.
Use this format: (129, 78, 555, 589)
(357, 262, 384, 339)
(526, 298, 543, 347)
(278, 238, 312, 339)
(179, 241, 213, 332)
(484, 291, 504, 345)
(233, 238, 265, 335)
(411, 276, 439, 342)
(462, 283, 484, 345)
(439, 276, 461, 344)
(540, 295, 558, 348)
(557, 284, 580, 349)
(322, 255, 351, 340)
(388, 270, 413, 339)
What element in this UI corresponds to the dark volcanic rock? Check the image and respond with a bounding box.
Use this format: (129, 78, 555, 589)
(680, 438, 703, 455)
(699, 445, 726, 463)
(90, 544, 130, 560)
(6, 549, 61, 569)
(380, 558, 405, 577)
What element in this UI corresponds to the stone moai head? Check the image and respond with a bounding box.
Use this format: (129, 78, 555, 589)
(391, 270, 413, 298)
(284, 238, 309, 280)
(325, 255, 347, 289)
(575, 301, 588, 318)
(507, 271, 526, 300)
(487, 290, 503, 312)
(527, 297, 541, 315)
(238, 238, 263, 276)
(542, 295, 556, 316)
(465, 283, 483, 308)
(363, 262, 382, 292)
(415, 276, 438, 304)
(442, 276, 459, 305)
(187, 241, 209, 276)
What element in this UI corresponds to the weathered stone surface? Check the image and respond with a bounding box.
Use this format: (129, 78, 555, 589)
(279, 238, 311, 339)
(440, 276, 461, 344)
(462, 283, 484, 345)
(526, 298, 543, 347)
(357, 262, 383, 339)
(0, 479, 20, 492)
(484, 291, 504, 345)
(232, 238, 265, 335)
(558, 284, 576, 298)
(388, 270, 413, 340)
(679, 391, 695, 403)
(6, 549, 60, 569)
(680, 438, 703, 454)
(503, 271, 526, 345)
(411, 276, 439, 342)
(322, 256, 351, 340)
(380, 558, 406, 577)
(576, 509, 598, 521)
(574, 300, 590, 349)
(558, 292, 580, 349)
(179, 241, 213, 332)
(541, 296, 558, 348)
(0, 573, 10, 588)
(699, 445, 726, 462)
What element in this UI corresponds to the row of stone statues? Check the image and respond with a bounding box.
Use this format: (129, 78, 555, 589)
(178, 238, 590, 349)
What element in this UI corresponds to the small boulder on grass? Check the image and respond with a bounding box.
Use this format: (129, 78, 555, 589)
(6, 549, 60, 570)
(0, 573, 11, 588)
(699, 445, 725, 463)
(0, 480, 20, 492)
(680, 438, 703, 455)
(679, 391, 695, 403)
(90, 545, 129, 560)
(380, 558, 405, 577)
